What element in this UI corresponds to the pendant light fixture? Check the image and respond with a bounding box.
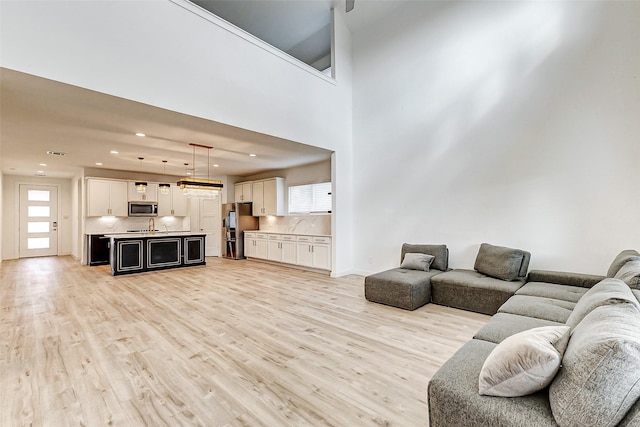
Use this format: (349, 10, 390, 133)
(177, 143, 223, 198)
(159, 160, 171, 195)
(135, 157, 147, 194)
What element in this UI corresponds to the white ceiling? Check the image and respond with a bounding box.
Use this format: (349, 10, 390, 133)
(0, 68, 332, 179)
(0, 0, 404, 181)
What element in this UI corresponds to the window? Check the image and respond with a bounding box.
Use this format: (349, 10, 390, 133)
(288, 182, 332, 214)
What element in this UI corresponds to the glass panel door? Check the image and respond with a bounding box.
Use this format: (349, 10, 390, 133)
(19, 185, 59, 258)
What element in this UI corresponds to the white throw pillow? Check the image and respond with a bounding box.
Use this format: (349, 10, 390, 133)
(400, 253, 434, 271)
(478, 325, 570, 397)
(614, 259, 640, 289)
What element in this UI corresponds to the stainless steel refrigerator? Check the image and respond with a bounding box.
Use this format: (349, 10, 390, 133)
(221, 202, 259, 259)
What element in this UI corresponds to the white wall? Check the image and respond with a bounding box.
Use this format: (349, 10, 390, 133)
(0, 0, 354, 274)
(2, 175, 73, 260)
(352, 1, 640, 275)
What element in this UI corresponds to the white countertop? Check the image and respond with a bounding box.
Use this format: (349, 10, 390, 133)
(245, 230, 331, 237)
(107, 231, 203, 239)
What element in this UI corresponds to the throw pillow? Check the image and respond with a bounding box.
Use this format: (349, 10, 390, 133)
(400, 253, 434, 271)
(607, 249, 640, 278)
(614, 259, 640, 289)
(478, 325, 570, 397)
(565, 278, 639, 330)
(549, 303, 640, 427)
(474, 243, 525, 281)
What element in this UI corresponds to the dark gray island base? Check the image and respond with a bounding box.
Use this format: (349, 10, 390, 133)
(109, 233, 206, 276)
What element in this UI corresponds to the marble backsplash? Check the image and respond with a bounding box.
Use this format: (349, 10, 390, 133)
(258, 215, 331, 235)
(85, 216, 190, 234)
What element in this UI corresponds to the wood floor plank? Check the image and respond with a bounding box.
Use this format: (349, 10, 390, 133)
(0, 256, 489, 426)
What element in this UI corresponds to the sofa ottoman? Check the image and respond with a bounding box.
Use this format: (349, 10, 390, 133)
(364, 243, 448, 310)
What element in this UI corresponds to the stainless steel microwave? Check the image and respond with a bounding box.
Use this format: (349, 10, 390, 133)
(128, 202, 158, 217)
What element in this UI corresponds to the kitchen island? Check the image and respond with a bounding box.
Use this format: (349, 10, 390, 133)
(109, 232, 206, 276)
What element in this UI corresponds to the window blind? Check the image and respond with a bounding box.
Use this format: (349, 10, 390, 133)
(288, 182, 332, 214)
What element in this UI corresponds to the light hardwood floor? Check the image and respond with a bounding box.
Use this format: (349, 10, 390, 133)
(0, 256, 489, 426)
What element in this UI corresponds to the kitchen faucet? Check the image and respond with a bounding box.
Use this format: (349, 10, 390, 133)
(148, 218, 155, 235)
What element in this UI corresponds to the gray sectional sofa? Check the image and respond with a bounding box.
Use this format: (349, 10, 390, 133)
(428, 249, 640, 426)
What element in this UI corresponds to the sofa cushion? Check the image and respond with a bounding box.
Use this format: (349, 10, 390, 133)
(431, 269, 524, 315)
(565, 278, 639, 330)
(526, 270, 605, 289)
(474, 243, 529, 281)
(615, 259, 640, 289)
(516, 281, 589, 303)
(479, 325, 570, 397)
(474, 313, 563, 344)
(399, 252, 434, 271)
(498, 295, 576, 323)
(607, 249, 640, 278)
(428, 339, 559, 427)
(401, 243, 448, 272)
(549, 303, 640, 427)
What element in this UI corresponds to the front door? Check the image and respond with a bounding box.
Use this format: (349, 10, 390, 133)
(19, 184, 59, 258)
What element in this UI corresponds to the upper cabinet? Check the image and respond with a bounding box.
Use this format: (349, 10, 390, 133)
(87, 179, 128, 217)
(252, 178, 285, 216)
(157, 185, 188, 216)
(127, 182, 158, 202)
(234, 182, 253, 203)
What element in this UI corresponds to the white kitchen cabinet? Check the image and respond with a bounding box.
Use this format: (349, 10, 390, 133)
(234, 182, 253, 203)
(266, 234, 297, 264)
(87, 179, 128, 217)
(255, 233, 268, 259)
(252, 178, 284, 216)
(246, 232, 330, 271)
(311, 236, 332, 270)
(127, 181, 158, 202)
(244, 232, 256, 258)
(245, 232, 268, 259)
(281, 235, 297, 265)
(158, 185, 188, 216)
(296, 236, 331, 270)
(267, 234, 282, 262)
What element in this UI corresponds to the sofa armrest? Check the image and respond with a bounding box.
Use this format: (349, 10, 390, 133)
(527, 270, 605, 288)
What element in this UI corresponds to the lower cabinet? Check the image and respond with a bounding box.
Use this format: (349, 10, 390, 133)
(296, 236, 331, 270)
(245, 232, 331, 271)
(110, 234, 205, 275)
(115, 239, 144, 273)
(148, 238, 182, 268)
(244, 232, 268, 260)
(184, 236, 205, 265)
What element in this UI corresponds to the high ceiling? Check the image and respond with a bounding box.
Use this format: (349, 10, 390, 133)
(192, 0, 332, 70)
(0, 0, 403, 180)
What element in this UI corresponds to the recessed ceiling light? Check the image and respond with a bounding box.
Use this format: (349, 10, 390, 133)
(135, 133, 146, 137)
(96, 162, 103, 166)
(249, 153, 257, 157)
(39, 163, 47, 167)
(213, 164, 219, 167)
(110, 150, 119, 154)
(36, 170, 44, 174)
